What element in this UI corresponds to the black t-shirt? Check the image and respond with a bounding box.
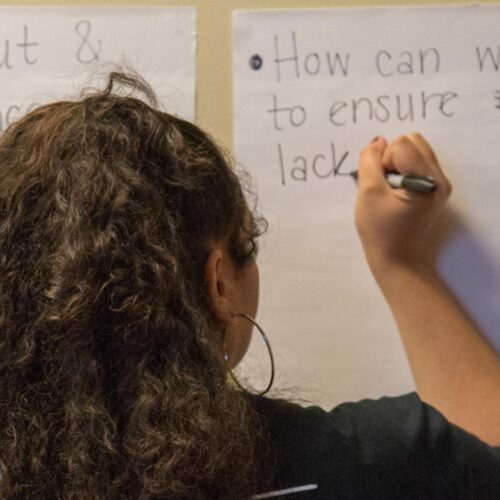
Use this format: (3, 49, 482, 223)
(249, 392, 500, 499)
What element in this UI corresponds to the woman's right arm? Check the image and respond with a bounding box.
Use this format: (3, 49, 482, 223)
(355, 134, 500, 447)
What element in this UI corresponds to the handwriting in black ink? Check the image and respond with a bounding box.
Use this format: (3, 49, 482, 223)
(75, 20, 101, 64)
(0, 25, 39, 70)
(495, 91, 500, 109)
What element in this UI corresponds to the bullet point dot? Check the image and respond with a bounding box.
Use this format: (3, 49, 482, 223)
(249, 54, 263, 71)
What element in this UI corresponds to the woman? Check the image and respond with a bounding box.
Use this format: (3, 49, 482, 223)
(0, 72, 498, 499)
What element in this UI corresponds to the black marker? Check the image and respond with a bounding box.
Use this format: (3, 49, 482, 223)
(350, 171, 436, 193)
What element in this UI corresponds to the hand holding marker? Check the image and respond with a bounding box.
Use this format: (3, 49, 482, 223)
(351, 135, 437, 194)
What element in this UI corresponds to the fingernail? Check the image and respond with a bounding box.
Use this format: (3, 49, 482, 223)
(371, 136, 380, 143)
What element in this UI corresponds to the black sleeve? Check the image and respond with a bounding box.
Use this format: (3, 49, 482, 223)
(326, 392, 500, 499)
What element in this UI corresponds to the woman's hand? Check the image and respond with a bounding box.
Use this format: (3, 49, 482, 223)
(355, 134, 452, 273)
(355, 134, 500, 446)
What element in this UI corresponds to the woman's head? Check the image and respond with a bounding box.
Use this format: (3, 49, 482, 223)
(0, 72, 271, 498)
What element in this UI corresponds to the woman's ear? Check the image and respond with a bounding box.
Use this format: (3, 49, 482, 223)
(205, 246, 234, 324)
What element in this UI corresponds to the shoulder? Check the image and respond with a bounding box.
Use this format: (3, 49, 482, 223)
(249, 392, 500, 499)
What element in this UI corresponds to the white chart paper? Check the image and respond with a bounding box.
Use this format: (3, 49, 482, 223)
(233, 4, 500, 408)
(0, 6, 196, 128)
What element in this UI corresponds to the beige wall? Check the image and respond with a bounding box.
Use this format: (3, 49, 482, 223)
(2, 0, 496, 150)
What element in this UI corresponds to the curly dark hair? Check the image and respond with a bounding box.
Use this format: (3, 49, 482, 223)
(0, 72, 273, 499)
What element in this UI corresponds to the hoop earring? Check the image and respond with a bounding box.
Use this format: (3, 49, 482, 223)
(224, 313, 275, 396)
